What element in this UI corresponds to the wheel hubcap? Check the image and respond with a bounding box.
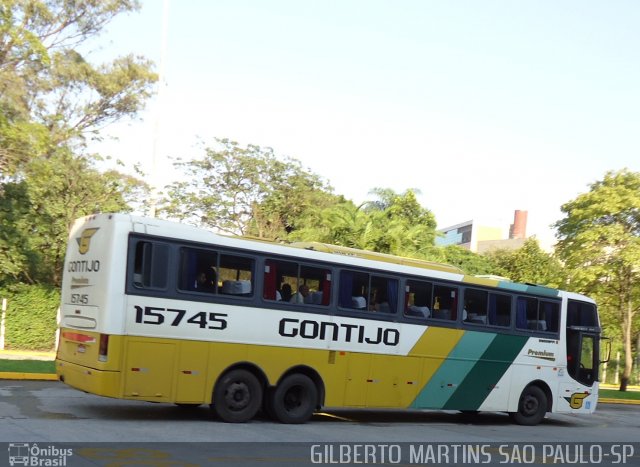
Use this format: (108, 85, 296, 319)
(226, 382, 250, 410)
(523, 395, 538, 415)
(284, 386, 303, 412)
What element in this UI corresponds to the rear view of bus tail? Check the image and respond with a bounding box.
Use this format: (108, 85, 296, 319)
(56, 214, 124, 398)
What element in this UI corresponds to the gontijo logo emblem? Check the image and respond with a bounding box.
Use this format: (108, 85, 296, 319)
(76, 228, 99, 255)
(564, 391, 590, 409)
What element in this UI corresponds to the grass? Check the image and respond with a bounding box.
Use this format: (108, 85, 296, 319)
(0, 359, 56, 374)
(599, 388, 640, 401)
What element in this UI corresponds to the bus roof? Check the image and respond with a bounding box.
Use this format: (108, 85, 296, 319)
(83, 213, 586, 302)
(288, 241, 464, 275)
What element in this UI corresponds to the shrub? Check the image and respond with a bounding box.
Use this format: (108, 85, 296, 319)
(0, 284, 59, 351)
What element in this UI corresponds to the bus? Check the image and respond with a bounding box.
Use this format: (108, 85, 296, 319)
(56, 213, 605, 425)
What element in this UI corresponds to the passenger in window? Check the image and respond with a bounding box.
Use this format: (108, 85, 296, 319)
(432, 296, 451, 320)
(290, 284, 310, 304)
(462, 302, 469, 321)
(280, 283, 293, 302)
(371, 289, 391, 313)
(195, 270, 216, 293)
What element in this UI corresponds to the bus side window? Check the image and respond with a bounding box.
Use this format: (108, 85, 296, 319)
(432, 285, 457, 320)
(300, 265, 331, 306)
(219, 254, 254, 296)
(179, 247, 217, 293)
(133, 241, 169, 289)
(463, 288, 488, 324)
(339, 270, 368, 310)
(489, 293, 511, 327)
(516, 297, 538, 330)
(404, 279, 433, 318)
(370, 276, 397, 313)
(540, 301, 559, 332)
(567, 300, 597, 327)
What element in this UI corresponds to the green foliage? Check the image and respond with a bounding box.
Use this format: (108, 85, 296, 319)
(555, 169, 640, 389)
(486, 238, 565, 288)
(0, 0, 154, 287)
(0, 283, 59, 351)
(0, 0, 154, 174)
(438, 245, 496, 275)
(0, 153, 148, 286)
(163, 138, 338, 238)
(290, 189, 440, 261)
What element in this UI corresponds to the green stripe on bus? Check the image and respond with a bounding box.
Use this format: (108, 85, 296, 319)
(410, 331, 495, 409)
(442, 334, 529, 410)
(497, 281, 560, 297)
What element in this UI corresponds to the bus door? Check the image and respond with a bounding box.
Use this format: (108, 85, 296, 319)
(566, 327, 599, 386)
(565, 300, 601, 387)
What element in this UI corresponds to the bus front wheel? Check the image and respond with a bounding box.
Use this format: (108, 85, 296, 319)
(509, 385, 547, 426)
(270, 374, 318, 424)
(212, 369, 263, 423)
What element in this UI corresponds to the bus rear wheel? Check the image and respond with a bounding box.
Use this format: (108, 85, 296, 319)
(212, 369, 262, 423)
(269, 374, 317, 424)
(509, 385, 547, 426)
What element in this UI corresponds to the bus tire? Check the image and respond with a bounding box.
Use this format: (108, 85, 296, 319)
(509, 385, 547, 426)
(270, 374, 317, 424)
(212, 369, 262, 423)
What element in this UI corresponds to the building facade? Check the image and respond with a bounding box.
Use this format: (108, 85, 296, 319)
(436, 210, 528, 253)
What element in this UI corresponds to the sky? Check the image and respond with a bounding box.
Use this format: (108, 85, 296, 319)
(89, 0, 640, 248)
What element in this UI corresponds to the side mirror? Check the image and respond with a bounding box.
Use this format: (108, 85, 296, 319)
(599, 336, 611, 364)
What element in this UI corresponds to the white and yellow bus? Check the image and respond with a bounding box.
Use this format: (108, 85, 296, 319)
(56, 213, 606, 425)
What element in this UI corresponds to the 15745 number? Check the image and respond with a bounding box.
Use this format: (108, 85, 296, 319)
(134, 305, 228, 330)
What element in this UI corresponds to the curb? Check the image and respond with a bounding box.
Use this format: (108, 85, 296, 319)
(0, 372, 58, 381)
(599, 398, 640, 405)
(0, 351, 55, 361)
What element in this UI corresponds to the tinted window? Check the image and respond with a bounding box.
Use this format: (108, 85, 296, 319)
(432, 284, 458, 321)
(463, 289, 488, 324)
(516, 296, 559, 332)
(179, 247, 254, 297)
(179, 247, 217, 293)
(339, 270, 398, 314)
(264, 259, 331, 306)
(133, 241, 169, 289)
(463, 289, 512, 327)
(404, 279, 433, 318)
(567, 301, 597, 327)
(489, 293, 511, 327)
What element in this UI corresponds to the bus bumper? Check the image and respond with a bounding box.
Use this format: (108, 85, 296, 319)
(56, 359, 122, 399)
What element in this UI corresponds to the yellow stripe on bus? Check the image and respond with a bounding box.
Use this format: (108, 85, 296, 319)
(407, 326, 464, 394)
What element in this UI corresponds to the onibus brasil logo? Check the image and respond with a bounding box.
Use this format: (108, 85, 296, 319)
(8, 443, 73, 466)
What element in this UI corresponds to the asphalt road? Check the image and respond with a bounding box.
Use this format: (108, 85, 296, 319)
(1, 380, 638, 466)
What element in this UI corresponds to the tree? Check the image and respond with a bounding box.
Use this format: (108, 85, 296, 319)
(439, 245, 496, 275)
(163, 139, 337, 238)
(486, 238, 565, 288)
(555, 169, 640, 391)
(0, 152, 147, 286)
(364, 188, 438, 257)
(290, 188, 440, 260)
(0, 0, 156, 287)
(289, 201, 373, 248)
(1, 0, 156, 175)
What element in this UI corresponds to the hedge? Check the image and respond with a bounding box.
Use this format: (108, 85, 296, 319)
(0, 283, 59, 351)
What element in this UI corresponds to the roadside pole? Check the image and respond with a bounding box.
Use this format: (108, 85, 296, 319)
(1, 298, 6, 350)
